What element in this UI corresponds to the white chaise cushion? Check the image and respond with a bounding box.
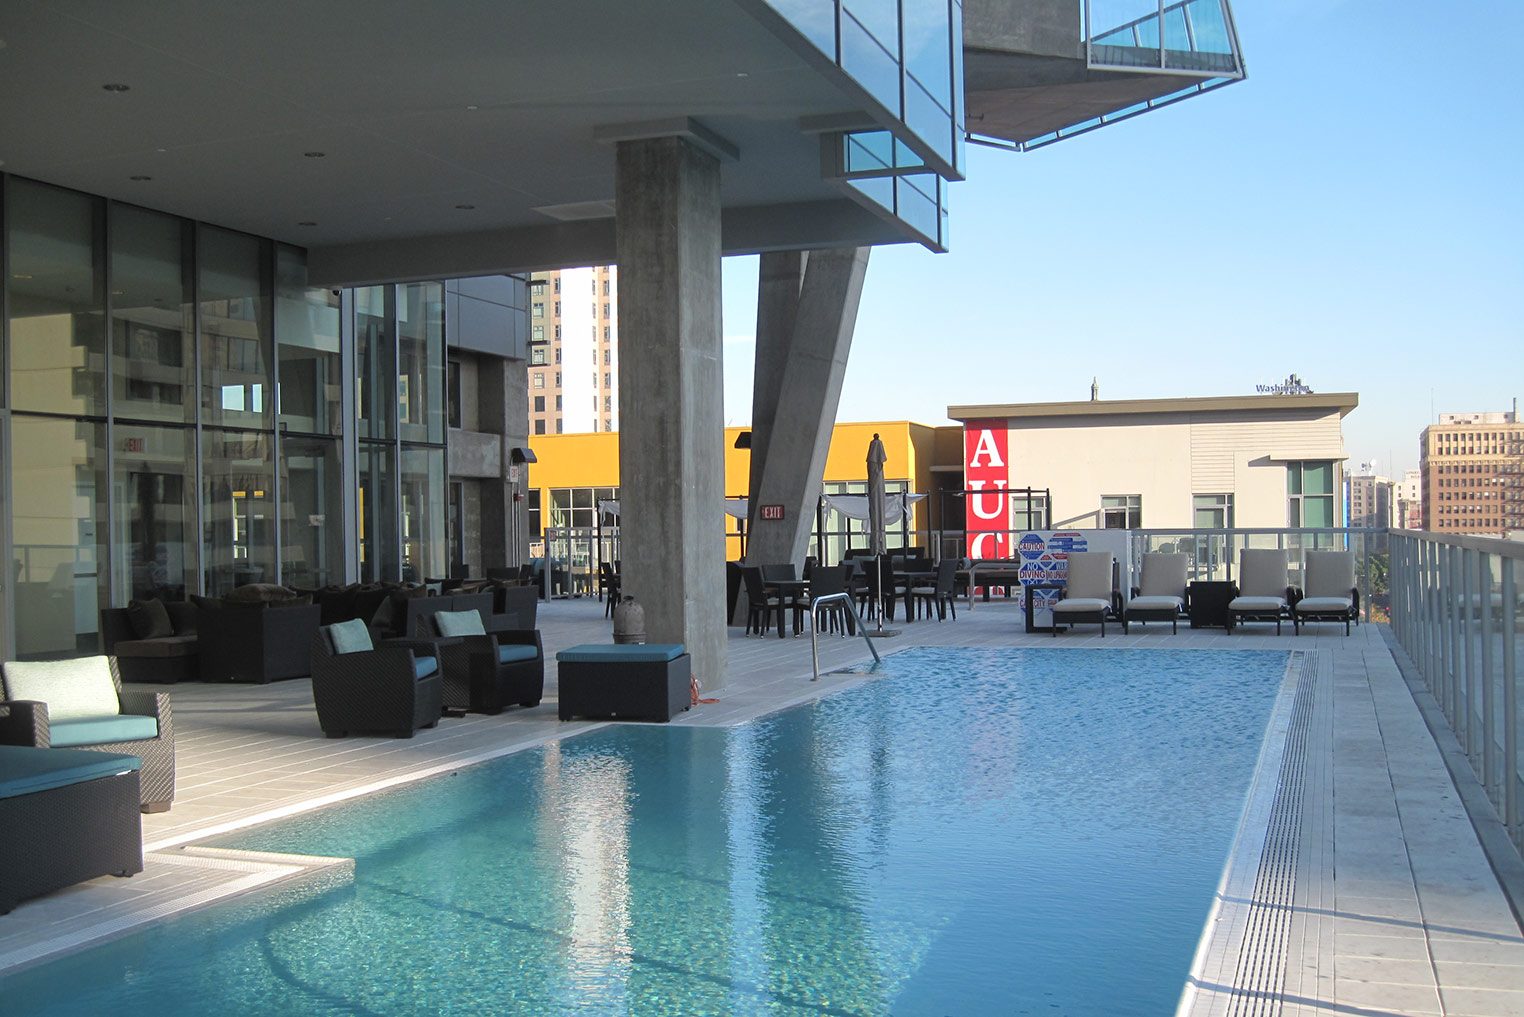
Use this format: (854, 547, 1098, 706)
(1128, 595, 1183, 612)
(1054, 598, 1110, 613)
(1, 656, 119, 721)
(1296, 597, 1352, 614)
(1229, 596, 1285, 612)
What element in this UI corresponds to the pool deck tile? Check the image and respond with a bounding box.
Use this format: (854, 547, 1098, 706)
(1, 597, 1521, 1013)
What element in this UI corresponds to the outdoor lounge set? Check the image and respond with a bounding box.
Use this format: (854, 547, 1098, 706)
(1048, 548, 1360, 636)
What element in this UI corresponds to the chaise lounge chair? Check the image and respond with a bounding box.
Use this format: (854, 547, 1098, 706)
(1052, 551, 1119, 637)
(1227, 549, 1293, 634)
(1293, 551, 1360, 635)
(1123, 553, 1188, 633)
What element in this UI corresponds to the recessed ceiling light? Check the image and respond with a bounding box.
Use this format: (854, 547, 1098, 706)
(297, 221, 317, 227)
(736, 72, 750, 78)
(455, 204, 476, 210)
(102, 83, 130, 92)
(465, 105, 479, 111)
(129, 175, 152, 181)
(12, 273, 33, 281)
(383, 217, 393, 222)
(155, 148, 167, 154)
(111, 289, 124, 296)
(303, 151, 325, 158)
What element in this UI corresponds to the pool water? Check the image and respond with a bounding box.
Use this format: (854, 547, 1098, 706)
(3, 648, 1287, 1016)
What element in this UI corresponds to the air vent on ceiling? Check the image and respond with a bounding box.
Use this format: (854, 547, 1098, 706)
(532, 200, 616, 222)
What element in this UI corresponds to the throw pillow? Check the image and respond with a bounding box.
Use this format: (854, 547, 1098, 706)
(1, 656, 119, 721)
(434, 610, 486, 637)
(326, 619, 374, 655)
(126, 598, 174, 639)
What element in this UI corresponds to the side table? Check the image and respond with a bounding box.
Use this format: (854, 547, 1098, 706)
(1188, 580, 1235, 630)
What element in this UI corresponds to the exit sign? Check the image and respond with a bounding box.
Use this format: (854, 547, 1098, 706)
(760, 504, 785, 521)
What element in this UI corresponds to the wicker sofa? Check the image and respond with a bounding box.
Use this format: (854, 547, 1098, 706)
(100, 601, 200, 684)
(196, 587, 322, 683)
(0, 744, 144, 913)
(0, 655, 175, 813)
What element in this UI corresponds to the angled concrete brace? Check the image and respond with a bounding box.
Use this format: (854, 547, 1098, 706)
(744, 246, 871, 567)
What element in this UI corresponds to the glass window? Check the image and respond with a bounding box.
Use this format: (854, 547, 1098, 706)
(400, 446, 445, 583)
(6, 179, 105, 415)
(398, 281, 444, 444)
(1287, 461, 1336, 528)
(358, 441, 396, 583)
(534, 396, 545, 413)
(447, 359, 462, 430)
(355, 285, 394, 439)
(113, 423, 196, 603)
(1101, 495, 1141, 529)
(112, 205, 193, 423)
(10, 417, 106, 658)
(201, 429, 274, 596)
(198, 226, 272, 429)
(280, 435, 344, 589)
(534, 419, 546, 435)
(275, 247, 342, 436)
(1192, 493, 1234, 529)
(532, 373, 545, 389)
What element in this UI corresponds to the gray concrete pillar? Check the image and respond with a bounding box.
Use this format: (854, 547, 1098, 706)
(744, 246, 870, 567)
(615, 135, 726, 689)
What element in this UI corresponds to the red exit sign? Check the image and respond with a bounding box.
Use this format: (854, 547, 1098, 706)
(759, 504, 785, 521)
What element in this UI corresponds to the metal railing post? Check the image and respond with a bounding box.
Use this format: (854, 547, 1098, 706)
(1462, 547, 1476, 763)
(1480, 551, 1496, 801)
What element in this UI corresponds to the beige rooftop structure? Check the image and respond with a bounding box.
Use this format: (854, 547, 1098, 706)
(949, 393, 1359, 530)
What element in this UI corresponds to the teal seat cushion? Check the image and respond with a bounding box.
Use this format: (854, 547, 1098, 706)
(327, 619, 373, 655)
(0, 745, 140, 801)
(556, 643, 685, 664)
(497, 645, 540, 665)
(1, 656, 119, 722)
(435, 610, 486, 637)
(413, 656, 438, 680)
(49, 714, 160, 748)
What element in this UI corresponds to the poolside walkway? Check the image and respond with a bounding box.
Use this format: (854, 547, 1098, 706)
(3, 597, 1522, 1014)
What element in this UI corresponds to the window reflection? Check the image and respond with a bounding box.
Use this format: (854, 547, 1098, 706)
(202, 429, 274, 596)
(356, 286, 393, 440)
(199, 227, 272, 429)
(281, 436, 343, 589)
(113, 424, 195, 603)
(359, 442, 396, 583)
(400, 447, 445, 583)
(10, 417, 107, 659)
(398, 282, 445, 444)
(276, 246, 342, 436)
(6, 179, 106, 416)
(112, 206, 193, 423)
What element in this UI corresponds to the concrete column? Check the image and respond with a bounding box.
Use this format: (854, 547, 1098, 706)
(615, 135, 726, 688)
(744, 246, 870, 566)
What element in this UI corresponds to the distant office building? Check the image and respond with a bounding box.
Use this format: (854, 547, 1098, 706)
(1346, 473, 1394, 530)
(527, 267, 618, 437)
(946, 393, 1357, 556)
(1395, 470, 1423, 530)
(1420, 410, 1523, 535)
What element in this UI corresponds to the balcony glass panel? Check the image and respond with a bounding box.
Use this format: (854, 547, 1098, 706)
(843, 0, 898, 55)
(840, 10, 902, 116)
(763, 0, 837, 57)
(903, 0, 953, 110)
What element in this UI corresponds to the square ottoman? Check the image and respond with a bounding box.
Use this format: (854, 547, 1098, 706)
(556, 644, 691, 723)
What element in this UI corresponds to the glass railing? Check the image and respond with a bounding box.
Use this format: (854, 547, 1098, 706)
(1390, 531, 1523, 857)
(1088, 0, 1244, 75)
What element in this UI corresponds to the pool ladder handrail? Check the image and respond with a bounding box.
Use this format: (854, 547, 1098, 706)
(809, 592, 881, 681)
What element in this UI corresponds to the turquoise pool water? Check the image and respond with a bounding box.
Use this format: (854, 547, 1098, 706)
(3, 648, 1286, 1016)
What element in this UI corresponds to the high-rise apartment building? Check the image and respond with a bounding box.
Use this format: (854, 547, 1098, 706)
(1395, 470, 1423, 530)
(1346, 473, 1394, 530)
(527, 267, 618, 437)
(1420, 409, 1524, 535)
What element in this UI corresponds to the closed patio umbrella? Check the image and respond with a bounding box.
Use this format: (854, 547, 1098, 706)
(866, 433, 896, 635)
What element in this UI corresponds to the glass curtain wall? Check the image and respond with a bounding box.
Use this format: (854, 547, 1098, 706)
(1, 172, 463, 655)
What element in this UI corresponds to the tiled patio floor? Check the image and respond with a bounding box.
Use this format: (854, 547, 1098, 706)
(3, 596, 1521, 1014)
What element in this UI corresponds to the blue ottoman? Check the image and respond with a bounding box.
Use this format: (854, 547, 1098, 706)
(556, 644, 691, 722)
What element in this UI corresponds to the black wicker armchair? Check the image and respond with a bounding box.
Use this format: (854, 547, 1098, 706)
(428, 610, 544, 715)
(310, 625, 444, 738)
(0, 656, 176, 813)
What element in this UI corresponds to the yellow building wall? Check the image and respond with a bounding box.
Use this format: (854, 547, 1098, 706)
(526, 421, 937, 558)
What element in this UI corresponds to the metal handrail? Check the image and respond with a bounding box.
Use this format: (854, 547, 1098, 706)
(809, 592, 880, 682)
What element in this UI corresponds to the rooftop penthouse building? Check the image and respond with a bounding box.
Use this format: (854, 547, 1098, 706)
(1420, 409, 1524, 536)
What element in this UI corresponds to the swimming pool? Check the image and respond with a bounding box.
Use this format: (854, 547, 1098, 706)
(3, 647, 1288, 1016)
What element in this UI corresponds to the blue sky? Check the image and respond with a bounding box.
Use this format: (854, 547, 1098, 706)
(720, 0, 1523, 477)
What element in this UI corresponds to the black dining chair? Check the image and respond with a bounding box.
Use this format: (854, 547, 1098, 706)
(809, 565, 855, 635)
(742, 566, 786, 638)
(912, 559, 959, 621)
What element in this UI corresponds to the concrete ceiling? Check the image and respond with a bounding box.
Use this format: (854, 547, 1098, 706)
(0, 0, 905, 281)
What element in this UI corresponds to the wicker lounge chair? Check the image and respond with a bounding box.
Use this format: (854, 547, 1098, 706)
(1227, 549, 1292, 634)
(0, 744, 144, 913)
(1293, 551, 1360, 634)
(0, 655, 175, 813)
(1052, 551, 1119, 636)
(428, 609, 544, 715)
(310, 620, 443, 738)
(1124, 553, 1189, 633)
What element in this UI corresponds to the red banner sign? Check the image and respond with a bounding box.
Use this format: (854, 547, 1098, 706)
(964, 418, 1011, 561)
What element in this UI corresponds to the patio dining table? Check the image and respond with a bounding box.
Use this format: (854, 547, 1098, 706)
(892, 569, 935, 622)
(762, 578, 810, 637)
